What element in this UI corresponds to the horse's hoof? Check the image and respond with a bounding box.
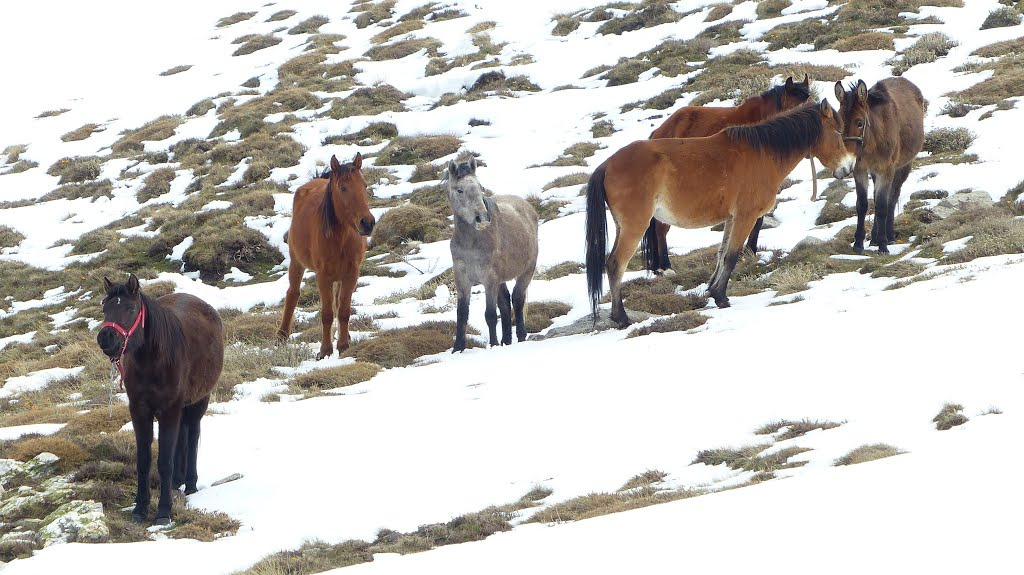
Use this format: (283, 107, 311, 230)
(715, 298, 731, 309)
(184, 486, 198, 496)
(131, 512, 146, 524)
(153, 515, 171, 526)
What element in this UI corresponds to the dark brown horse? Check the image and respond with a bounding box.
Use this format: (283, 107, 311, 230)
(835, 78, 925, 253)
(587, 101, 857, 327)
(97, 274, 224, 524)
(644, 76, 812, 274)
(277, 153, 375, 359)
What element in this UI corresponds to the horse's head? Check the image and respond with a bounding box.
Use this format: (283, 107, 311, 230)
(835, 79, 873, 156)
(446, 157, 495, 231)
(780, 74, 811, 111)
(328, 153, 375, 237)
(97, 273, 146, 361)
(810, 99, 857, 179)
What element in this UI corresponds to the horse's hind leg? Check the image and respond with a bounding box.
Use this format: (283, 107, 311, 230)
(655, 220, 673, 274)
(483, 283, 501, 346)
(888, 164, 912, 243)
(512, 272, 533, 342)
(277, 260, 305, 341)
(181, 397, 209, 495)
(497, 283, 513, 346)
(745, 216, 765, 254)
(709, 212, 759, 308)
(708, 217, 735, 291)
(607, 222, 647, 328)
(130, 406, 155, 523)
(852, 170, 870, 252)
(173, 423, 188, 491)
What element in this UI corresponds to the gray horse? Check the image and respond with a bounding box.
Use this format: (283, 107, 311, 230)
(446, 158, 538, 352)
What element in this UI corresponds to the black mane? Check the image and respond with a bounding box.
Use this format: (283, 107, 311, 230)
(104, 284, 185, 365)
(725, 103, 824, 155)
(761, 81, 810, 109)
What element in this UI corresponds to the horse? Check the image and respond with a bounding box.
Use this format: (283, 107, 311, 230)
(277, 153, 375, 359)
(835, 78, 925, 254)
(644, 76, 813, 274)
(96, 274, 224, 524)
(586, 100, 857, 328)
(446, 157, 539, 352)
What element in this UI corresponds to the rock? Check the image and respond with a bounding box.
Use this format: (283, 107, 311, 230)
(0, 459, 23, 486)
(533, 309, 657, 340)
(211, 472, 243, 487)
(24, 453, 59, 479)
(40, 500, 109, 546)
(930, 190, 994, 220)
(793, 236, 825, 250)
(761, 214, 781, 229)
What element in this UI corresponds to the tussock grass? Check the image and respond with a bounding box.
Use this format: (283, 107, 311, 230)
(890, 32, 957, 75)
(619, 276, 708, 315)
(542, 172, 589, 192)
(371, 203, 450, 247)
(525, 194, 567, 223)
(0, 225, 25, 248)
(981, 6, 1022, 29)
(916, 205, 1024, 263)
(933, 403, 968, 430)
(755, 419, 842, 440)
(685, 50, 847, 106)
(835, 443, 905, 465)
(112, 115, 182, 156)
(61, 123, 103, 142)
(353, 0, 396, 29)
(756, 0, 792, 18)
(40, 179, 115, 202)
(536, 261, 584, 280)
(528, 484, 703, 524)
(532, 142, 602, 168)
(923, 127, 975, 155)
(832, 31, 896, 52)
(60, 405, 133, 437)
(186, 98, 216, 117)
(233, 34, 282, 57)
(815, 179, 857, 225)
(222, 310, 281, 344)
(619, 470, 668, 491)
(46, 155, 103, 184)
(525, 301, 572, 333)
(288, 362, 382, 393)
(399, 3, 438, 22)
(769, 264, 822, 295)
(597, 0, 681, 35)
(374, 135, 461, 166)
(365, 37, 441, 61)
(371, 20, 424, 44)
(36, 108, 70, 118)
(217, 343, 314, 401)
(597, 38, 711, 87)
(972, 37, 1024, 58)
(950, 54, 1024, 105)
(345, 321, 460, 367)
(706, 4, 732, 21)
(137, 167, 177, 202)
(867, 260, 926, 278)
(288, 15, 329, 35)
(694, 444, 811, 472)
(277, 52, 355, 91)
(160, 65, 191, 76)
(425, 32, 505, 76)
(325, 122, 398, 146)
(433, 71, 540, 108)
(267, 10, 298, 22)
(217, 11, 255, 27)
(627, 311, 710, 338)
(326, 84, 409, 119)
(7, 435, 88, 472)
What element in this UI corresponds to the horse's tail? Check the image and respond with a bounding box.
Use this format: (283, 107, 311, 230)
(585, 165, 608, 324)
(641, 218, 661, 272)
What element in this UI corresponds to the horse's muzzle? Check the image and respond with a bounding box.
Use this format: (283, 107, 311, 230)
(358, 217, 375, 237)
(474, 213, 491, 231)
(96, 328, 123, 359)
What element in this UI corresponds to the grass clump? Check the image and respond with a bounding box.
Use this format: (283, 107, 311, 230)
(373, 135, 461, 166)
(345, 322, 457, 367)
(949, 54, 1024, 105)
(933, 403, 968, 430)
(289, 362, 382, 393)
(216, 11, 255, 27)
(693, 444, 811, 472)
(835, 443, 906, 465)
(533, 142, 602, 168)
(137, 167, 177, 202)
(111, 115, 182, 156)
(832, 31, 896, 52)
(627, 311, 710, 338)
(525, 301, 572, 333)
(61, 123, 102, 142)
(326, 84, 409, 119)
(36, 108, 70, 118)
(756, 0, 792, 18)
(890, 32, 957, 75)
(0, 225, 25, 248)
(980, 6, 1022, 29)
(288, 15, 329, 35)
(536, 261, 584, 280)
(7, 436, 88, 473)
(815, 179, 857, 225)
(972, 37, 1024, 58)
(267, 9, 298, 22)
(371, 20, 424, 44)
(598, 38, 712, 86)
(618, 276, 708, 315)
(425, 32, 506, 76)
(46, 156, 103, 184)
(542, 172, 589, 192)
(755, 419, 842, 440)
(528, 484, 703, 524)
(365, 37, 441, 61)
(40, 179, 114, 202)
(325, 122, 398, 146)
(370, 203, 450, 247)
(159, 65, 191, 76)
(619, 470, 668, 491)
(922, 127, 975, 154)
(232, 34, 282, 56)
(353, 0, 396, 29)
(597, 1, 681, 35)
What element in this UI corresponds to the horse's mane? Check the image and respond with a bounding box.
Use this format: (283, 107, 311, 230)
(725, 103, 823, 155)
(758, 81, 810, 109)
(319, 162, 356, 237)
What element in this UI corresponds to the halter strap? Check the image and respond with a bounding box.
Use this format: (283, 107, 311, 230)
(99, 302, 146, 390)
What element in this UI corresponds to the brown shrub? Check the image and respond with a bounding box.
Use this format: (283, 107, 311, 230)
(60, 404, 132, 436)
(289, 362, 382, 391)
(371, 204, 450, 247)
(627, 311, 710, 338)
(8, 436, 88, 472)
(525, 301, 572, 333)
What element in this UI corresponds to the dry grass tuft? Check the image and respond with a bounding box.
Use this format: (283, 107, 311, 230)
(525, 301, 572, 333)
(61, 123, 103, 142)
(112, 115, 182, 156)
(137, 167, 177, 203)
(233, 34, 283, 56)
(890, 32, 958, 75)
(8, 435, 88, 472)
(627, 311, 710, 338)
(345, 322, 457, 367)
(289, 362, 382, 393)
(832, 31, 895, 52)
(0, 225, 26, 248)
(981, 6, 1022, 29)
(619, 470, 668, 491)
(371, 203, 450, 247)
(950, 54, 1024, 105)
(755, 419, 842, 440)
(535, 261, 584, 280)
(60, 405, 132, 436)
(46, 155, 104, 184)
(756, 0, 792, 18)
(835, 443, 905, 465)
(289, 15, 330, 35)
(374, 135, 462, 166)
(217, 11, 255, 27)
(354, 0, 396, 29)
(160, 65, 192, 76)
(933, 403, 968, 430)
(365, 37, 441, 61)
(597, 0, 681, 35)
(326, 84, 409, 119)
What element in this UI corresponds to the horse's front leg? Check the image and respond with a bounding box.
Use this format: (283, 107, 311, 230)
(453, 270, 471, 353)
(154, 407, 183, 524)
(182, 398, 209, 495)
(130, 406, 154, 523)
(483, 282, 500, 346)
(315, 275, 336, 360)
(709, 212, 759, 308)
(852, 171, 870, 252)
(277, 259, 305, 341)
(873, 180, 892, 254)
(512, 272, 533, 342)
(497, 283, 513, 345)
(335, 272, 358, 354)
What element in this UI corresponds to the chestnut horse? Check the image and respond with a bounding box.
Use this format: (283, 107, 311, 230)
(586, 101, 857, 327)
(835, 78, 925, 254)
(644, 76, 813, 274)
(97, 274, 224, 524)
(277, 153, 375, 359)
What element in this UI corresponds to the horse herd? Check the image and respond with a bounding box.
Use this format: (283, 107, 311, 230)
(95, 75, 925, 523)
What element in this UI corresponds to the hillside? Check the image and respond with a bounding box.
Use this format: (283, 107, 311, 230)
(1, 0, 1023, 573)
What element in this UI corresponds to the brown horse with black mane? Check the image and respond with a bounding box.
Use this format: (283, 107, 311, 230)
(97, 274, 224, 524)
(278, 153, 375, 359)
(644, 76, 812, 274)
(587, 100, 857, 327)
(835, 78, 925, 254)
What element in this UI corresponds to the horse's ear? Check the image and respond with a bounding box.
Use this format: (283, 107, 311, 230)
(834, 81, 845, 103)
(468, 156, 477, 174)
(483, 196, 499, 219)
(856, 80, 868, 101)
(330, 155, 341, 173)
(819, 99, 832, 118)
(103, 276, 114, 291)
(801, 74, 809, 87)
(352, 152, 362, 170)
(127, 273, 140, 295)
(785, 76, 794, 89)
(447, 161, 458, 181)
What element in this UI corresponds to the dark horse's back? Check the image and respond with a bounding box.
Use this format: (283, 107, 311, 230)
(158, 292, 224, 406)
(872, 77, 926, 167)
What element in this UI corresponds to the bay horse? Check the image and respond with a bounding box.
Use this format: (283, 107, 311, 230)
(96, 274, 224, 524)
(447, 158, 538, 352)
(586, 100, 857, 327)
(644, 76, 813, 274)
(835, 78, 925, 254)
(277, 153, 375, 359)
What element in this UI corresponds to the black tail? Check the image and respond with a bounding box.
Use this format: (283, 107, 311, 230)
(585, 166, 608, 324)
(641, 218, 661, 273)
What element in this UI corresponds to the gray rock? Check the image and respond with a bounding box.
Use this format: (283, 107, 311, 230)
(930, 190, 994, 220)
(0, 459, 23, 486)
(533, 309, 657, 340)
(761, 214, 781, 229)
(793, 236, 825, 250)
(211, 473, 243, 487)
(24, 453, 59, 479)
(40, 500, 109, 546)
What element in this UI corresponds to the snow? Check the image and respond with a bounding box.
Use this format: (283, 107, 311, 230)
(0, 423, 65, 441)
(0, 367, 85, 399)
(2, 0, 1023, 573)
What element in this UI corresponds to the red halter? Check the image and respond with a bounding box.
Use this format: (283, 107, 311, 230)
(99, 302, 146, 389)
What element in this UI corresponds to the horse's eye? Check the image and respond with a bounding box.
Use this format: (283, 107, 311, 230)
(457, 188, 464, 194)
(857, 120, 864, 128)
